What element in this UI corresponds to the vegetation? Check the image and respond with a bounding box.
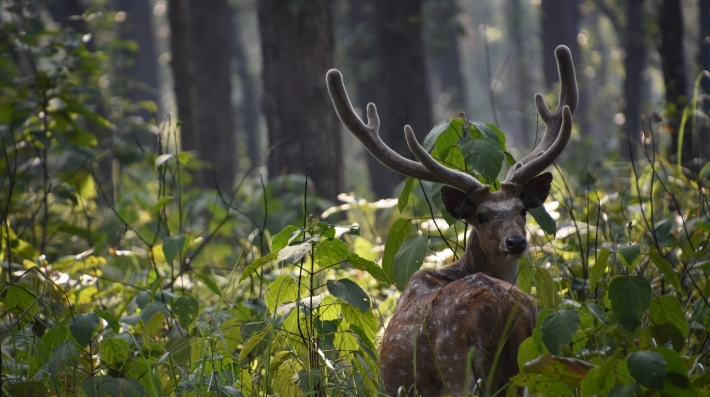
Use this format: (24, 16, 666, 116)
(2, 2, 710, 397)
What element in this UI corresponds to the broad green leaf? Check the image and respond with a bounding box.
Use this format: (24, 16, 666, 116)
(314, 238, 349, 267)
(100, 338, 130, 367)
(241, 326, 270, 358)
(196, 273, 223, 297)
(518, 336, 543, 369)
(81, 376, 119, 397)
(608, 276, 651, 331)
(265, 275, 298, 313)
(94, 308, 120, 333)
(1, 284, 38, 315)
(627, 351, 667, 390)
(585, 303, 610, 325)
(274, 359, 302, 397)
(397, 177, 414, 213)
(392, 235, 427, 291)
(70, 312, 100, 346)
(422, 119, 452, 151)
(541, 309, 580, 355)
(327, 279, 371, 313)
(435, 120, 462, 159)
(272, 225, 299, 251)
(589, 248, 611, 290)
(649, 250, 682, 293)
(607, 384, 644, 397)
(460, 137, 504, 184)
(581, 350, 621, 396)
(162, 235, 186, 264)
(9, 381, 49, 397)
(534, 266, 557, 308)
(382, 218, 412, 279)
(152, 196, 173, 214)
(530, 206, 557, 236)
(618, 244, 641, 267)
(341, 304, 378, 340)
(655, 346, 698, 396)
(470, 121, 506, 150)
(240, 251, 278, 282)
(649, 295, 689, 335)
(173, 296, 199, 328)
(278, 242, 311, 264)
(347, 253, 390, 284)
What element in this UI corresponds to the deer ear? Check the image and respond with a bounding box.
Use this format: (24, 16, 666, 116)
(521, 172, 553, 209)
(440, 186, 476, 220)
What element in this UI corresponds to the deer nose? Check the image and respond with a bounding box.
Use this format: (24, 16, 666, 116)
(505, 236, 527, 254)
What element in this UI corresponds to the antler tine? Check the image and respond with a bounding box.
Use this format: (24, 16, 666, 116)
(503, 45, 578, 187)
(404, 125, 487, 193)
(326, 69, 443, 184)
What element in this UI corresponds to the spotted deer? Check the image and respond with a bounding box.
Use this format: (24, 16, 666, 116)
(326, 45, 577, 397)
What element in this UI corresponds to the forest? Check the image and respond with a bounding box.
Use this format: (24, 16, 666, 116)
(0, 0, 709, 396)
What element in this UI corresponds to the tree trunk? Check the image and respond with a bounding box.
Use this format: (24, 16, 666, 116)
(506, 0, 534, 146)
(117, 0, 159, 108)
(167, 0, 199, 179)
(257, 0, 342, 201)
(659, 0, 692, 166)
(231, 2, 261, 167)
(698, 0, 710, 161)
(372, 0, 433, 198)
(186, 0, 236, 190)
(621, 0, 647, 161)
(426, 0, 466, 112)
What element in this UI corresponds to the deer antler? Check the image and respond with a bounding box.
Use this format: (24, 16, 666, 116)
(325, 69, 444, 184)
(502, 45, 578, 188)
(404, 125, 487, 193)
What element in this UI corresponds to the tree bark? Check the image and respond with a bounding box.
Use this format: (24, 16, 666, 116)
(659, 0, 692, 166)
(117, 0, 159, 108)
(621, 0, 647, 161)
(426, 0, 466, 112)
(186, 0, 236, 190)
(506, 0, 534, 146)
(372, 0, 433, 198)
(167, 0, 199, 179)
(257, 0, 342, 201)
(540, 0, 580, 88)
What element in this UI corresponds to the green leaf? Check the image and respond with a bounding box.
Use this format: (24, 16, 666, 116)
(70, 312, 100, 346)
(608, 276, 651, 331)
(619, 244, 641, 267)
(628, 351, 667, 390)
(392, 235, 427, 291)
(327, 279, 371, 313)
(541, 309, 580, 355)
(422, 119, 452, 151)
(347, 253, 390, 284)
(278, 242, 312, 264)
(162, 235, 186, 264)
(530, 206, 557, 236)
(460, 137, 504, 184)
(470, 121, 506, 150)
(341, 304, 378, 340)
(172, 296, 199, 328)
(196, 273, 223, 297)
(649, 295, 689, 335)
(272, 225, 299, 251)
(152, 196, 173, 214)
(155, 153, 173, 166)
(382, 218, 412, 279)
(398, 177, 414, 213)
(435, 121, 461, 159)
(240, 252, 278, 282)
(649, 250, 682, 293)
(100, 338, 130, 367)
(655, 346, 698, 396)
(1, 284, 38, 315)
(94, 309, 120, 333)
(607, 384, 644, 397)
(81, 376, 119, 397)
(9, 381, 50, 397)
(242, 326, 270, 358)
(589, 249, 611, 290)
(534, 266, 557, 308)
(314, 238, 349, 267)
(265, 275, 299, 313)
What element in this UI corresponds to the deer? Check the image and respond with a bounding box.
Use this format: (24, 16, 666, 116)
(325, 45, 577, 397)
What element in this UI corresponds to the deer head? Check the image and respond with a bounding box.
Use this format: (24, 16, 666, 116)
(326, 45, 577, 284)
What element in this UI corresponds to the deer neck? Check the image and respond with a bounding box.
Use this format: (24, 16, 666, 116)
(462, 228, 519, 285)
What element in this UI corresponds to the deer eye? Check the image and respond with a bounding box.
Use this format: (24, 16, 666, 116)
(476, 214, 488, 224)
(521, 209, 527, 217)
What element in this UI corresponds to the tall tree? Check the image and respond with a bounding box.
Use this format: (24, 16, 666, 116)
(117, 0, 158, 108)
(621, 0, 647, 160)
(659, 0, 692, 166)
(506, 0, 535, 146)
(167, 0, 198, 168)
(371, 0, 433, 197)
(257, 0, 342, 200)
